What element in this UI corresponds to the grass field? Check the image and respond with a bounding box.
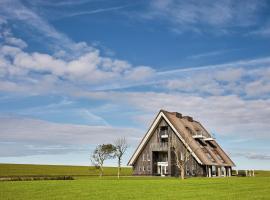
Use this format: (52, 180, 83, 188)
(0, 164, 270, 200)
(0, 163, 132, 177)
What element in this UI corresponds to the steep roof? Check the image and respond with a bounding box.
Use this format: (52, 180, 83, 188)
(128, 110, 235, 167)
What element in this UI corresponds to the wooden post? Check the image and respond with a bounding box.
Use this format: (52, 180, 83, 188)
(236, 169, 238, 176)
(245, 170, 248, 176)
(252, 170, 255, 177)
(218, 167, 221, 177)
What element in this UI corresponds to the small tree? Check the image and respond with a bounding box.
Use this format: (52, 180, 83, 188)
(172, 145, 190, 180)
(114, 137, 128, 179)
(90, 144, 116, 178)
(172, 135, 199, 180)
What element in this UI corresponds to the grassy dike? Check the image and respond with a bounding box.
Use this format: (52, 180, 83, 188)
(0, 163, 132, 177)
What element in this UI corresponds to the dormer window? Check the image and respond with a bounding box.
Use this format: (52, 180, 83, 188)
(185, 126, 193, 135)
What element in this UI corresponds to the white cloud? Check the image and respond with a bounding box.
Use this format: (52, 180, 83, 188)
(245, 80, 270, 97)
(162, 67, 270, 97)
(0, 44, 155, 93)
(215, 68, 244, 82)
(141, 0, 265, 33)
(0, 116, 143, 156)
(76, 91, 270, 140)
(5, 37, 27, 49)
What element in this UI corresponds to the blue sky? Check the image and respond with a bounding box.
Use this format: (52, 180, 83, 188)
(0, 0, 270, 169)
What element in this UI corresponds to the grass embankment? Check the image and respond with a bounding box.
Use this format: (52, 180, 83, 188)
(0, 163, 132, 177)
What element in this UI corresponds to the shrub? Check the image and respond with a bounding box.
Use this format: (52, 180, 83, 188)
(0, 176, 74, 181)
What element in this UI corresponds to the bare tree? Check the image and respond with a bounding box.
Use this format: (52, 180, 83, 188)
(172, 145, 190, 180)
(114, 137, 128, 179)
(172, 135, 199, 180)
(90, 144, 116, 178)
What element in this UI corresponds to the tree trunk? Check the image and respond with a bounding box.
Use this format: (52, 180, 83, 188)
(100, 165, 103, 178)
(180, 165, 185, 180)
(117, 158, 120, 179)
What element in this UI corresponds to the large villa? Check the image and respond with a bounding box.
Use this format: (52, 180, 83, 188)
(128, 110, 235, 177)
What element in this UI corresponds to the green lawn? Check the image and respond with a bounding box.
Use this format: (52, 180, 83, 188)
(0, 164, 270, 200)
(1, 177, 270, 200)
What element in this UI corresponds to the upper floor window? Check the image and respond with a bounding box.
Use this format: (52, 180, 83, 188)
(142, 153, 145, 161)
(160, 126, 168, 142)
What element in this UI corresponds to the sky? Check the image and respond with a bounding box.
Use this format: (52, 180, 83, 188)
(0, 0, 270, 170)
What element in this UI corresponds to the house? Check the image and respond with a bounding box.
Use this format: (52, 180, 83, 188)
(128, 110, 235, 177)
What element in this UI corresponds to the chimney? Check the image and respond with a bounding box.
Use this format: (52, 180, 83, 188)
(183, 116, 193, 122)
(172, 112, 182, 118)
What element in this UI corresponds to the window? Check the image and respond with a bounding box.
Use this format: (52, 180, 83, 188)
(180, 152, 184, 161)
(147, 153, 151, 161)
(191, 166, 196, 176)
(186, 166, 190, 175)
(207, 141, 217, 148)
(196, 138, 207, 146)
(212, 166, 216, 176)
(142, 166, 145, 171)
(147, 165, 151, 172)
(160, 126, 169, 142)
(142, 154, 145, 161)
(185, 126, 193, 135)
(139, 166, 141, 172)
(221, 167, 225, 176)
(160, 126, 168, 134)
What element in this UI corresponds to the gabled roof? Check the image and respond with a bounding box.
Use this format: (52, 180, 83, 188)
(128, 110, 235, 167)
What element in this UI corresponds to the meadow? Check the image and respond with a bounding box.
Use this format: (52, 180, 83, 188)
(0, 163, 132, 177)
(0, 164, 270, 200)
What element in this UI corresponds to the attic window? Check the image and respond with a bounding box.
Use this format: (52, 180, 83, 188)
(185, 127, 193, 135)
(196, 130, 204, 136)
(207, 141, 217, 148)
(160, 126, 168, 141)
(196, 138, 207, 146)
